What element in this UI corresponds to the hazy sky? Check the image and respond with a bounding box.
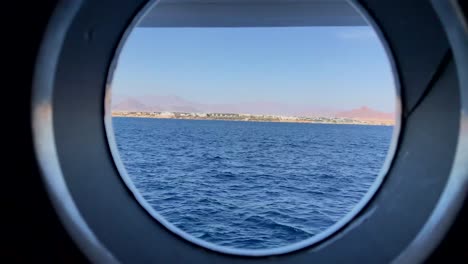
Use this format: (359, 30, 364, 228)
(112, 26, 396, 112)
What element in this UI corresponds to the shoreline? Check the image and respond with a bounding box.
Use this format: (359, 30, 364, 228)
(111, 113, 394, 126)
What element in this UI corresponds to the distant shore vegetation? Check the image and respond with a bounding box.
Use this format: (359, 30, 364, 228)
(111, 111, 394, 126)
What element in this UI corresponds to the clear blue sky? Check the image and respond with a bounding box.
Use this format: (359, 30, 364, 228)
(112, 26, 396, 112)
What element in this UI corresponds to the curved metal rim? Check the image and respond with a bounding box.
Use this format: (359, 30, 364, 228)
(31, 0, 118, 263)
(394, 1, 468, 263)
(103, 0, 403, 257)
(31, 0, 467, 262)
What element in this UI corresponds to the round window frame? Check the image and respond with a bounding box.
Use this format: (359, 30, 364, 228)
(103, 0, 402, 257)
(31, 0, 468, 263)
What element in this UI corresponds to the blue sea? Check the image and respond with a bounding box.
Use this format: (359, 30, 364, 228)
(112, 117, 392, 249)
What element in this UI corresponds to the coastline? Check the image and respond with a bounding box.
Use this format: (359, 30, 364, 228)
(111, 112, 394, 126)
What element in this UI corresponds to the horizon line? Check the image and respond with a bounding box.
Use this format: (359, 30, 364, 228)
(110, 110, 395, 120)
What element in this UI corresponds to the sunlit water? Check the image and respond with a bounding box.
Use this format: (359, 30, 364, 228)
(113, 117, 392, 249)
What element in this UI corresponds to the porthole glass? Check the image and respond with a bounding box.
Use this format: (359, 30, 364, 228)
(106, 0, 398, 254)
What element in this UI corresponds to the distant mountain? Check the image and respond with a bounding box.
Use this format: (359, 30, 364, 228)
(112, 95, 394, 121)
(113, 98, 155, 112)
(112, 95, 200, 113)
(335, 106, 394, 120)
(137, 95, 201, 113)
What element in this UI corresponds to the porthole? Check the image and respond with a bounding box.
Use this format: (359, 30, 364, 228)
(31, 0, 467, 262)
(105, 0, 399, 255)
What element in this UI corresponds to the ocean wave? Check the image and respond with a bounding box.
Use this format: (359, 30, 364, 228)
(114, 118, 392, 249)
(242, 215, 313, 237)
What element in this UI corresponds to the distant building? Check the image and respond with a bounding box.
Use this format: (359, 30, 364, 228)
(159, 111, 175, 118)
